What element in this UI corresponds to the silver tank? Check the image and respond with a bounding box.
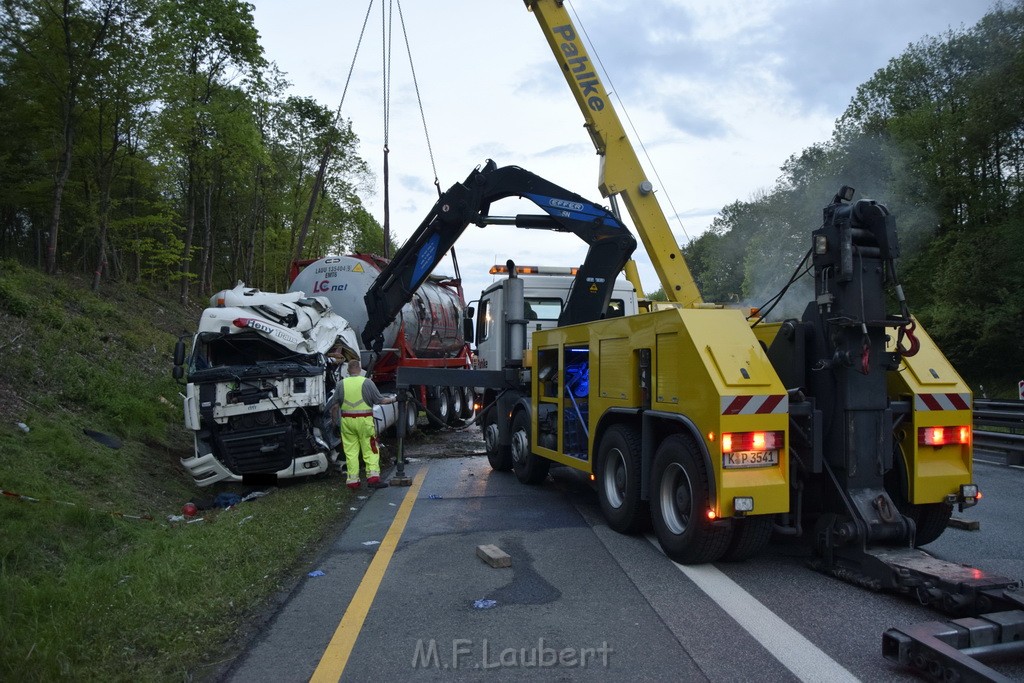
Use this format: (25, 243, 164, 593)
(289, 255, 466, 357)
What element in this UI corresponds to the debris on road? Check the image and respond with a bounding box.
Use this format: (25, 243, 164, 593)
(949, 517, 981, 531)
(476, 544, 512, 568)
(472, 599, 497, 610)
(308, 570, 325, 577)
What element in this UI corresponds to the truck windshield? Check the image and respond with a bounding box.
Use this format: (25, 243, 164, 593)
(525, 297, 562, 321)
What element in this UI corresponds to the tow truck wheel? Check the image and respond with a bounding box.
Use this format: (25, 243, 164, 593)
(597, 424, 648, 534)
(886, 444, 952, 546)
(721, 516, 773, 561)
(483, 406, 511, 471)
(906, 503, 953, 546)
(651, 434, 732, 564)
(448, 387, 463, 425)
(511, 409, 549, 485)
(426, 389, 450, 429)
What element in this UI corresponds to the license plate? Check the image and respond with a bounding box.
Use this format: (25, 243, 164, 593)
(723, 450, 779, 468)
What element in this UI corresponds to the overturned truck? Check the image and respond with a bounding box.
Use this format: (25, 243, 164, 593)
(172, 283, 395, 486)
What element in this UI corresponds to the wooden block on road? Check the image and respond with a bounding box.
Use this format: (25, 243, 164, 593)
(476, 544, 511, 568)
(948, 517, 980, 531)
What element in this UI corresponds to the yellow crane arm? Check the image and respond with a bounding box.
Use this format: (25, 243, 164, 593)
(525, 0, 704, 307)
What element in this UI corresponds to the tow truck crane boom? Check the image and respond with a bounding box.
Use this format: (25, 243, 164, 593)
(525, 0, 703, 307)
(362, 160, 637, 353)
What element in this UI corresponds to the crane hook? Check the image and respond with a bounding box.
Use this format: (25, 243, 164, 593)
(897, 321, 920, 358)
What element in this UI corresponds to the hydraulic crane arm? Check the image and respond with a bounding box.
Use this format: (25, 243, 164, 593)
(361, 160, 637, 352)
(525, 0, 704, 307)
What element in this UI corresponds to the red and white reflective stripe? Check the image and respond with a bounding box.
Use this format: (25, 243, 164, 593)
(914, 393, 971, 411)
(721, 394, 789, 415)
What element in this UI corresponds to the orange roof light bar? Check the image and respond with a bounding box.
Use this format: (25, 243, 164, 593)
(489, 264, 579, 275)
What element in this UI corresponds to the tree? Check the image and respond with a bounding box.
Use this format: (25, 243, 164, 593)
(0, 0, 122, 275)
(148, 0, 266, 304)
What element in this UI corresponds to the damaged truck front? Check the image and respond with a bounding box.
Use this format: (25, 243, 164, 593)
(172, 284, 362, 486)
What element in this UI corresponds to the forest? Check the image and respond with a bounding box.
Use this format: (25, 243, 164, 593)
(0, 0, 388, 303)
(1, 0, 1021, 390)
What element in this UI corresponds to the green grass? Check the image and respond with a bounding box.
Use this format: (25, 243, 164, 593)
(0, 263, 357, 680)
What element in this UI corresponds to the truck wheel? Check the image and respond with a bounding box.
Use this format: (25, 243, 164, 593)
(597, 424, 648, 534)
(459, 387, 476, 420)
(721, 516, 773, 561)
(483, 406, 511, 471)
(426, 389, 450, 429)
(906, 503, 953, 546)
(448, 387, 463, 425)
(404, 399, 418, 434)
(651, 434, 732, 564)
(511, 409, 549, 485)
(886, 443, 951, 546)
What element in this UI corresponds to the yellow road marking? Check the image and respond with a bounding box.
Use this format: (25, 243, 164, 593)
(310, 467, 429, 682)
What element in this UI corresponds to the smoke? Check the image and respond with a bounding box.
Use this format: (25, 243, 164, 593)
(738, 131, 938, 324)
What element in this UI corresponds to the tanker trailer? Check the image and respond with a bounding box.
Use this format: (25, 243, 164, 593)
(290, 254, 475, 429)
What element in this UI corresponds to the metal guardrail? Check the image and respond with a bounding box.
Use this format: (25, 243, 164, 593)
(973, 399, 1024, 466)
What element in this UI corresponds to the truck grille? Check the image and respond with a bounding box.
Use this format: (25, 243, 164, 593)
(215, 424, 295, 474)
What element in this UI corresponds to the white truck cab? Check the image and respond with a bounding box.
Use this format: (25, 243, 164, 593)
(473, 265, 638, 373)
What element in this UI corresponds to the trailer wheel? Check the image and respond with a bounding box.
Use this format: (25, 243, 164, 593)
(404, 399, 418, 434)
(426, 389, 450, 429)
(448, 388, 463, 425)
(651, 434, 731, 564)
(511, 409, 549, 485)
(721, 516, 773, 561)
(597, 424, 648, 534)
(459, 387, 476, 420)
(483, 406, 512, 471)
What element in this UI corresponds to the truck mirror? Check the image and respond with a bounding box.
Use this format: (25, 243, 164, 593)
(463, 317, 475, 344)
(173, 338, 186, 366)
(465, 306, 475, 318)
(172, 365, 184, 381)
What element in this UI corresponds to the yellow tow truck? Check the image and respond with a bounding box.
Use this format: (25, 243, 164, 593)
(368, 2, 1021, 644)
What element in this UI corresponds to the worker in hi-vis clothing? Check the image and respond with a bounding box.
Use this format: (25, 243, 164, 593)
(339, 359, 396, 489)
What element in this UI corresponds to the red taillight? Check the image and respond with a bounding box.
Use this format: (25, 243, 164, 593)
(919, 426, 970, 446)
(721, 431, 784, 453)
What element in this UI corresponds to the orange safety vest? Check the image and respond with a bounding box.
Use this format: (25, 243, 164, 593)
(341, 376, 373, 418)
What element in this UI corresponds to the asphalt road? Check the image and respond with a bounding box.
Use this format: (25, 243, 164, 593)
(220, 429, 1024, 682)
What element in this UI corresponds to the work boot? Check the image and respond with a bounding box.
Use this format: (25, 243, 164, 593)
(346, 479, 361, 490)
(367, 474, 389, 489)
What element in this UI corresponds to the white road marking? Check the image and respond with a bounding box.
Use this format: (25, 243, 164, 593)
(647, 536, 860, 683)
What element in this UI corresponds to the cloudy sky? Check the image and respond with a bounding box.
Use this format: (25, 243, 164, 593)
(251, 0, 993, 303)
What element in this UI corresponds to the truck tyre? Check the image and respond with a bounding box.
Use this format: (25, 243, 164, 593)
(448, 387, 463, 425)
(459, 387, 476, 420)
(597, 424, 648, 534)
(906, 503, 953, 546)
(426, 389, 450, 429)
(483, 406, 512, 471)
(651, 434, 732, 564)
(886, 443, 951, 546)
(404, 399, 418, 434)
(511, 409, 549, 484)
(721, 516, 773, 561)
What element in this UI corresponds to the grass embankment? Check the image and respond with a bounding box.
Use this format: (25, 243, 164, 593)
(0, 261, 356, 680)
